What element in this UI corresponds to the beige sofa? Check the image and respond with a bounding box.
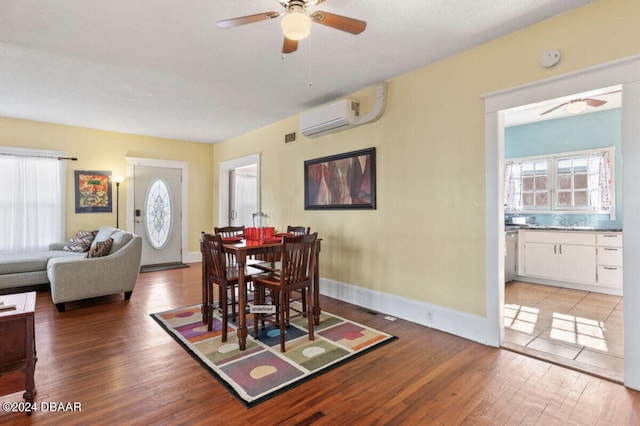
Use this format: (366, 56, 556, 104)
(0, 226, 142, 312)
(0, 250, 84, 291)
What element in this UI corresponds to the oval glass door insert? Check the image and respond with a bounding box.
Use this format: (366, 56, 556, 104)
(145, 178, 172, 250)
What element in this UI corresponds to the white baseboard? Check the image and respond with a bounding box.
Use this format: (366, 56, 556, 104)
(320, 278, 491, 345)
(186, 255, 491, 346)
(184, 251, 201, 264)
(513, 275, 623, 296)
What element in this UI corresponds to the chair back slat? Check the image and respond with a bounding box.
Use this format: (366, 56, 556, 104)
(214, 226, 245, 238)
(286, 226, 310, 235)
(214, 226, 245, 265)
(280, 233, 317, 288)
(201, 232, 228, 285)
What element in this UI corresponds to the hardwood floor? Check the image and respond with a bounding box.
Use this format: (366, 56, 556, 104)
(2, 265, 639, 425)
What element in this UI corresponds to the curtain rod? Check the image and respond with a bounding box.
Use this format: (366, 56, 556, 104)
(0, 152, 78, 161)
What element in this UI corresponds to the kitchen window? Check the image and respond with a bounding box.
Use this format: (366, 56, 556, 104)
(521, 159, 549, 210)
(505, 147, 614, 216)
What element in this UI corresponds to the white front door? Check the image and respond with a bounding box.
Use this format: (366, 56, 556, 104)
(133, 165, 182, 266)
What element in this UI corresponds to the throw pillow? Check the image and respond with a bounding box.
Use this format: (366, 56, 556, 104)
(85, 238, 113, 258)
(89, 225, 117, 251)
(63, 230, 98, 252)
(108, 231, 133, 254)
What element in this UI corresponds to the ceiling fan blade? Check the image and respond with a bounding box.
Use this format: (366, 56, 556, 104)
(597, 89, 622, 97)
(311, 11, 367, 35)
(584, 98, 607, 107)
(290, 0, 327, 6)
(283, 37, 298, 54)
(539, 89, 620, 116)
(540, 102, 569, 115)
(216, 11, 280, 29)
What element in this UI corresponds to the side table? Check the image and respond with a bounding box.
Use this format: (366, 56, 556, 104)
(0, 291, 37, 415)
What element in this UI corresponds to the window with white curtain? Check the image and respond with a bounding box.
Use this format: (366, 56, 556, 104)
(505, 147, 615, 217)
(0, 147, 66, 253)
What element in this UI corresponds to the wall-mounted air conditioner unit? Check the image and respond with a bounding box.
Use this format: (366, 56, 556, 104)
(300, 99, 359, 138)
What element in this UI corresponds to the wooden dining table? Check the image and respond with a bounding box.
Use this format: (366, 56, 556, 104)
(223, 238, 322, 351)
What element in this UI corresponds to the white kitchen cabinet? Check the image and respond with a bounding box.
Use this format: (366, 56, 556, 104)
(519, 229, 622, 295)
(596, 232, 623, 288)
(523, 240, 596, 283)
(523, 242, 557, 279)
(557, 243, 597, 283)
(521, 231, 596, 284)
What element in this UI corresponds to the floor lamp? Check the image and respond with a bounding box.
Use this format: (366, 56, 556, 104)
(113, 176, 125, 229)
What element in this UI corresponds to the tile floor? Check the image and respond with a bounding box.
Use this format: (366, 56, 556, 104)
(503, 281, 624, 383)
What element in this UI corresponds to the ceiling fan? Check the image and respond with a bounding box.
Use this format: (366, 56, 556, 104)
(216, 0, 367, 54)
(540, 90, 621, 115)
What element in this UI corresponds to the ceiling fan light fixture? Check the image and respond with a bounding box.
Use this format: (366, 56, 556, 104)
(281, 10, 311, 41)
(565, 100, 587, 114)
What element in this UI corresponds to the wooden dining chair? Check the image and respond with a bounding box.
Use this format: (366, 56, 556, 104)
(214, 226, 264, 269)
(253, 226, 310, 272)
(214, 226, 245, 266)
(214, 226, 245, 238)
(252, 233, 318, 352)
(285, 226, 311, 311)
(286, 226, 310, 235)
(201, 232, 262, 341)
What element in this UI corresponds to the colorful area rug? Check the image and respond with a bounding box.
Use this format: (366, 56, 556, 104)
(151, 305, 396, 407)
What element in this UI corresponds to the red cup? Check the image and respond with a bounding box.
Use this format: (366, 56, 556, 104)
(264, 227, 275, 238)
(246, 227, 257, 241)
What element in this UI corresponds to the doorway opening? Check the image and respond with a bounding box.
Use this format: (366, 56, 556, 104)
(483, 54, 640, 390)
(218, 154, 260, 227)
(500, 86, 624, 382)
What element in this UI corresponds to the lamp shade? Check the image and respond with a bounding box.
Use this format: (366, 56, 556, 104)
(565, 100, 587, 114)
(281, 11, 311, 41)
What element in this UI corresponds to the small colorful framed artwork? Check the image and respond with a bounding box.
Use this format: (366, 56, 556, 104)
(74, 170, 113, 213)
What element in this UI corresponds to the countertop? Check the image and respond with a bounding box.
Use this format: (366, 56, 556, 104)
(505, 224, 622, 232)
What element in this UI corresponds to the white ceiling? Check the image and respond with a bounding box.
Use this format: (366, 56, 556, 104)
(0, 0, 595, 144)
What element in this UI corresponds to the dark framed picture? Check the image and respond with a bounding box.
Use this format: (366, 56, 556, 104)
(74, 170, 113, 213)
(304, 148, 376, 210)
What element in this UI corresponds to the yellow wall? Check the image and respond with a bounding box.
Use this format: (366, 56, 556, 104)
(213, 0, 640, 317)
(0, 117, 213, 253)
(1, 0, 637, 317)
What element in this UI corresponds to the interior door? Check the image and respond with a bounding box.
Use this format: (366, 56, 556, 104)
(229, 165, 258, 227)
(133, 165, 182, 266)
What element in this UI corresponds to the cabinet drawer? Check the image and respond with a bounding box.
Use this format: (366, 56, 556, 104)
(524, 231, 595, 245)
(598, 247, 623, 266)
(597, 265, 623, 288)
(597, 233, 623, 247)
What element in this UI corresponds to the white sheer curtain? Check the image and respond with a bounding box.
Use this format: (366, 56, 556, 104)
(588, 149, 614, 216)
(504, 160, 523, 213)
(0, 149, 66, 253)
